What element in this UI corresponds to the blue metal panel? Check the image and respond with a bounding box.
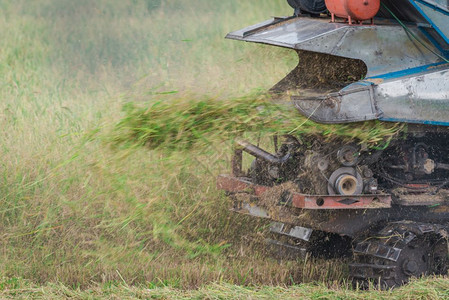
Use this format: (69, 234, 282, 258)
(366, 62, 449, 80)
(410, 0, 449, 44)
(379, 117, 449, 126)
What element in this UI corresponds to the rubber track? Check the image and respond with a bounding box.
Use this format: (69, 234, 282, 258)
(349, 221, 448, 288)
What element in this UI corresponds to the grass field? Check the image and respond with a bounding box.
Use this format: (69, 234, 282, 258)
(1, 277, 449, 299)
(0, 0, 448, 298)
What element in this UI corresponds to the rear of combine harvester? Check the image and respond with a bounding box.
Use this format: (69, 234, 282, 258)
(218, 0, 449, 288)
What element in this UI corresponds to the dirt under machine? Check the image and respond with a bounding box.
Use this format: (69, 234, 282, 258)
(217, 0, 449, 288)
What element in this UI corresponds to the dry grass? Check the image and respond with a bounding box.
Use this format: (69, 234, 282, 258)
(1, 276, 449, 299)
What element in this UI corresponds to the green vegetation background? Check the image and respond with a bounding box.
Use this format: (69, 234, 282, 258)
(0, 0, 445, 298)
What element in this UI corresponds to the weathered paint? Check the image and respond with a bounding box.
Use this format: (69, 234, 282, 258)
(217, 174, 391, 209)
(227, 15, 449, 125)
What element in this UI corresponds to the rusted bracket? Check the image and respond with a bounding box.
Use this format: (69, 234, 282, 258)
(218, 174, 391, 210)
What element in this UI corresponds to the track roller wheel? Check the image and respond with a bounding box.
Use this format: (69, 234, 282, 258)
(349, 222, 449, 289)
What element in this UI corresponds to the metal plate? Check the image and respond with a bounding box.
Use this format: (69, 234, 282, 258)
(218, 174, 391, 210)
(227, 17, 443, 77)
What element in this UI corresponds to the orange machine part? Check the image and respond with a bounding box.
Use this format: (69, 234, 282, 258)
(325, 0, 380, 23)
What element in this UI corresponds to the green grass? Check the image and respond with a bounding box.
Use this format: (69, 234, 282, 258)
(112, 94, 402, 151)
(1, 277, 449, 299)
(0, 0, 446, 298)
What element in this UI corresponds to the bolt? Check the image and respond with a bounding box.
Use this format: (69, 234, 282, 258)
(317, 159, 329, 171)
(403, 260, 419, 275)
(363, 168, 374, 178)
(344, 151, 354, 162)
(423, 159, 435, 175)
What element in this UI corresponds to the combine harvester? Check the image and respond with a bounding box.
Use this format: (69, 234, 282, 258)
(218, 0, 449, 288)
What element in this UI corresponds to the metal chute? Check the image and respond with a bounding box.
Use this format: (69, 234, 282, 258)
(226, 0, 449, 125)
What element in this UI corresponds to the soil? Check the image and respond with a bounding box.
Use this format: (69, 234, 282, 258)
(270, 50, 367, 95)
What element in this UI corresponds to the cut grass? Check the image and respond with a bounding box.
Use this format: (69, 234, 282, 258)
(112, 93, 403, 151)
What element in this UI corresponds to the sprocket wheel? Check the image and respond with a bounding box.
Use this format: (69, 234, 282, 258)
(349, 222, 449, 289)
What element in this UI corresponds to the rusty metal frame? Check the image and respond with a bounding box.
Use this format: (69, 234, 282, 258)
(217, 174, 391, 210)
